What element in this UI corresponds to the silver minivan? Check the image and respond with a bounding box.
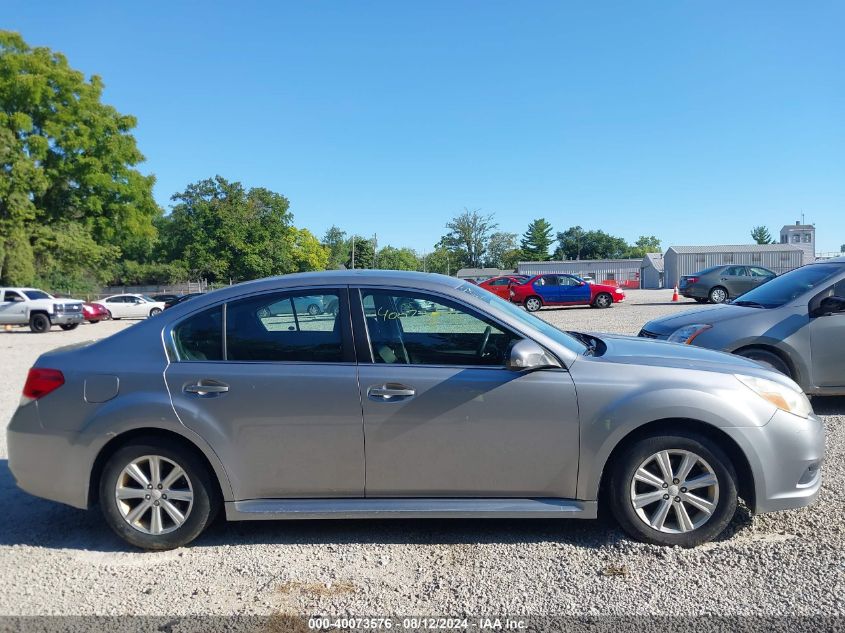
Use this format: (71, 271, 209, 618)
(641, 257, 845, 395)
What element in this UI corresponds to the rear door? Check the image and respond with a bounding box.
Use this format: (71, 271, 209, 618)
(353, 286, 581, 498)
(721, 266, 752, 297)
(0, 290, 27, 324)
(164, 287, 365, 499)
(533, 275, 562, 304)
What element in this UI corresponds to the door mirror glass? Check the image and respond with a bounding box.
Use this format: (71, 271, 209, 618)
(506, 339, 561, 371)
(819, 296, 845, 315)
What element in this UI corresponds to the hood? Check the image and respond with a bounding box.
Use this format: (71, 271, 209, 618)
(590, 332, 763, 374)
(642, 303, 760, 335)
(593, 283, 622, 292)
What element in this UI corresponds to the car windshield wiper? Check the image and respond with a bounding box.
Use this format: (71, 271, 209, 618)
(731, 300, 767, 308)
(567, 331, 598, 355)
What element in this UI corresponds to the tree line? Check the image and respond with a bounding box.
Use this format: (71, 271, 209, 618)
(1, 32, 662, 292)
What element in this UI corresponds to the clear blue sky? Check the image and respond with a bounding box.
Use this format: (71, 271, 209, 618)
(6, 1, 844, 253)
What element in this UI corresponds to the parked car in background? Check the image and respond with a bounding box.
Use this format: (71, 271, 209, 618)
(8, 271, 822, 550)
(151, 294, 181, 304)
(680, 265, 776, 304)
(94, 294, 166, 320)
(164, 293, 204, 310)
(0, 288, 85, 333)
(478, 275, 529, 300)
(509, 274, 625, 311)
(640, 257, 845, 395)
(82, 302, 110, 323)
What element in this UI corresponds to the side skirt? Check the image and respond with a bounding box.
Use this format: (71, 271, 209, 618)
(225, 498, 597, 521)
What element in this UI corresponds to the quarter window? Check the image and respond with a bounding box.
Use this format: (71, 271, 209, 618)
(359, 289, 518, 367)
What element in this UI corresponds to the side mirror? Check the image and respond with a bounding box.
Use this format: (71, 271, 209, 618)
(818, 296, 845, 316)
(506, 339, 561, 371)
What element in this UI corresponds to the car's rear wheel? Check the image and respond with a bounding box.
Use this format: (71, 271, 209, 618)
(708, 286, 729, 304)
(60, 323, 79, 331)
(306, 303, 321, 316)
(609, 432, 737, 547)
(592, 293, 613, 309)
(29, 313, 51, 333)
(694, 298, 708, 303)
(149, 307, 162, 317)
(524, 296, 542, 312)
(99, 440, 219, 550)
(736, 348, 792, 379)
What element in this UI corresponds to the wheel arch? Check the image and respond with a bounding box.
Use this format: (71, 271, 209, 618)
(596, 418, 755, 513)
(730, 343, 799, 383)
(88, 427, 229, 508)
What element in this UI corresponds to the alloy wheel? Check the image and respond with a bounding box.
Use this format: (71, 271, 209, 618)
(115, 455, 194, 535)
(525, 297, 541, 312)
(710, 288, 728, 303)
(629, 449, 719, 533)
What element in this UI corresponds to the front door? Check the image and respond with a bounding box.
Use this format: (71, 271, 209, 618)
(164, 287, 365, 499)
(0, 290, 27, 324)
(354, 287, 581, 498)
(559, 275, 592, 304)
(809, 279, 845, 388)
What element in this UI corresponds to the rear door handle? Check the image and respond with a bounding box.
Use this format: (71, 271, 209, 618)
(368, 383, 415, 400)
(184, 381, 229, 396)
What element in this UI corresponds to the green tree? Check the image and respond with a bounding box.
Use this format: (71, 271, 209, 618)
(158, 176, 294, 282)
(377, 245, 420, 270)
(520, 218, 553, 261)
(553, 226, 629, 260)
(0, 30, 160, 284)
(322, 225, 348, 270)
(31, 222, 120, 293)
(439, 208, 497, 268)
(486, 232, 521, 269)
(286, 228, 329, 272)
(626, 235, 662, 258)
(751, 226, 773, 244)
(346, 235, 375, 269)
(421, 247, 454, 275)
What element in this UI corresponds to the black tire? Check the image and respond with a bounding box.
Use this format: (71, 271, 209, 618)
(99, 439, 220, 550)
(524, 296, 543, 312)
(708, 286, 729, 304)
(608, 431, 738, 547)
(60, 323, 79, 331)
(592, 292, 613, 309)
(694, 298, 708, 303)
(149, 307, 162, 317)
(29, 313, 51, 333)
(105, 310, 113, 320)
(736, 348, 792, 379)
(306, 303, 320, 316)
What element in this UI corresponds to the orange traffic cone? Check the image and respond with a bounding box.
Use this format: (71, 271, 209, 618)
(671, 286, 679, 302)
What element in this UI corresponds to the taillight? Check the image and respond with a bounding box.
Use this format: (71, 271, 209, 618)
(22, 368, 65, 401)
(687, 276, 699, 284)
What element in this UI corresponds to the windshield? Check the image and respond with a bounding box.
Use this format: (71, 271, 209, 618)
(23, 290, 51, 300)
(457, 282, 588, 354)
(730, 262, 845, 308)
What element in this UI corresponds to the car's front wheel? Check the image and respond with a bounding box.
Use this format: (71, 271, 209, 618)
(736, 348, 792, 379)
(99, 439, 219, 550)
(592, 292, 613, 309)
(60, 323, 79, 331)
(609, 432, 738, 547)
(524, 296, 543, 312)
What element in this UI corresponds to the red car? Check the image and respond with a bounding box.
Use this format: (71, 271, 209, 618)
(82, 302, 110, 323)
(508, 274, 625, 311)
(477, 275, 529, 299)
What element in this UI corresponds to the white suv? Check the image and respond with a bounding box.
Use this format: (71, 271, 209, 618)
(0, 288, 85, 333)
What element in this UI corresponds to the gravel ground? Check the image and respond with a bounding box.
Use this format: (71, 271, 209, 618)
(1, 290, 843, 619)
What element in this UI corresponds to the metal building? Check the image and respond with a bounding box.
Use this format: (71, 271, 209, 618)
(664, 244, 805, 288)
(455, 267, 511, 282)
(640, 253, 664, 289)
(517, 259, 643, 288)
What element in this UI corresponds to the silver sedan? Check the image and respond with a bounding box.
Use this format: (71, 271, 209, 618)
(7, 271, 823, 549)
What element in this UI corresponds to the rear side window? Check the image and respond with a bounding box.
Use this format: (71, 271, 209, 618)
(173, 306, 224, 361)
(226, 291, 344, 362)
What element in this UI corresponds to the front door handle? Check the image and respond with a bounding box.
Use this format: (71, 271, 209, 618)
(184, 381, 229, 396)
(368, 383, 416, 400)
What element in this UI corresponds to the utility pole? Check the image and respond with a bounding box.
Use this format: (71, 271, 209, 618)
(351, 236, 355, 269)
(372, 233, 378, 269)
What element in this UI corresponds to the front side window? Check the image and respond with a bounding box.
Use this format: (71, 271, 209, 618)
(748, 267, 773, 277)
(561, 275, 582, 286)
(227, 290, 344, 362)
(23, 290, 50, 300)
(359, 289, 519, 366)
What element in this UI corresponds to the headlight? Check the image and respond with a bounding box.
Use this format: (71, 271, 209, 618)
(735, 374, 813, 418)
(667, 323, 711, 344)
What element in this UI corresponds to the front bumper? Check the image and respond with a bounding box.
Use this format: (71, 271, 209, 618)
(51, 312, 85, 325)
(724, 409, 824, 514)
